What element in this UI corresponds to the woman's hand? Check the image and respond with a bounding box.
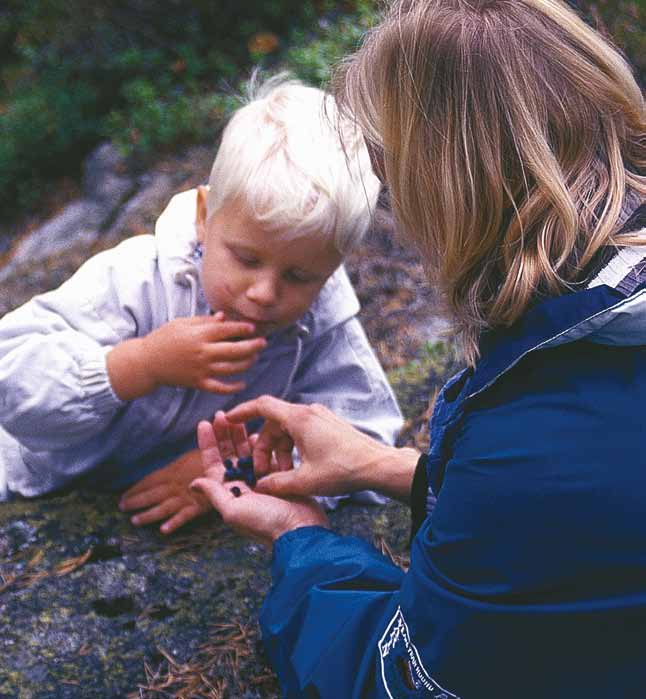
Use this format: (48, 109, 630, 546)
(119, 449, 211, 534)
(107, 312, 267, 400)
(190, 418, 328, 549)
(224, 396, 420, 502)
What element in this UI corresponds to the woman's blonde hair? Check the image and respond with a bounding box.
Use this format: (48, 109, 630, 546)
(333, 0, 646, 363)
(206, 73, 380, 255)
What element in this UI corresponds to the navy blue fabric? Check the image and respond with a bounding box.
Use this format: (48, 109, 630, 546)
(472, 283, 624, 398)
(260, 285, 646, 699)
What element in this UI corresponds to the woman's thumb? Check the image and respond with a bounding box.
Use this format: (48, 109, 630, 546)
(255, 471, 305, 497)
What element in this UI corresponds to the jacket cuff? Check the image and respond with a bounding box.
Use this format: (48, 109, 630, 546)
(79, 346, 126, 411)
(271, 525, 335, 576)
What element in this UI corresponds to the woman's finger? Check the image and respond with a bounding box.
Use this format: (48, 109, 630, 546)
(197, 420, 224, 470)
(254, 471, 308, 498)
(254, 427, 294, 476)
(212, 411, 235, 459)
(232, 422, 251, 458)
(226, 395, 297, 426)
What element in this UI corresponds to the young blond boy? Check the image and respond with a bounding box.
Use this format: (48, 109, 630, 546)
(0, 76, 402, 532)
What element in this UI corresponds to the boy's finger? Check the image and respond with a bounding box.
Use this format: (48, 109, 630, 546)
(208, 358, 257, 376)
(202, 378, 246, 394)
(120, 484, 169, 511)
(197, 421, 224, 470)
(160, 504, 203, 535)
(131, 497, 182, 526)
(208, 338, 267, 360)
(207, 319, 257, 339)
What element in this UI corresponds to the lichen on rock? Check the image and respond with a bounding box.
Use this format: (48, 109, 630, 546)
(0, 490, 411, 698)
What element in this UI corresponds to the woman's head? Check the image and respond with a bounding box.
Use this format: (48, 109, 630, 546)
(334, 0, 645, 363)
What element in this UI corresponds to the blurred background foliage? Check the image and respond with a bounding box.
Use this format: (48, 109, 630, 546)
(0, 0, 643, 222)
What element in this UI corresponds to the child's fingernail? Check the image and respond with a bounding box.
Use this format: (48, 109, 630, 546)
(131, 516, 139, 525)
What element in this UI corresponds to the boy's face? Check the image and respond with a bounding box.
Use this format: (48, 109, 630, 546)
(196, 188, 342, 336)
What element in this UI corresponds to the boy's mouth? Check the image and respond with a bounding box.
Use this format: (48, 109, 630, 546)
(224, 310, 278, 334)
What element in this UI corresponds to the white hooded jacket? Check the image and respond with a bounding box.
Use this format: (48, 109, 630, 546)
(0, 190, 403, 498)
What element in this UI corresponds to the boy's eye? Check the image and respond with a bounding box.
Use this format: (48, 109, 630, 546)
(286, 270, 316, 284)
(232, 249, 259, 267)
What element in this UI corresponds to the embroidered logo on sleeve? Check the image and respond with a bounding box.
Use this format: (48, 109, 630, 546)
(378, 606, 461, 698)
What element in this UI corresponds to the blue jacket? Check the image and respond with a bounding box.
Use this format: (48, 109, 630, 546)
(260, 208, 646, 698)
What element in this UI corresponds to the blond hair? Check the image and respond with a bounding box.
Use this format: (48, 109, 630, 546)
(334, 0, 646, 363)
(206, 74, 380, 255)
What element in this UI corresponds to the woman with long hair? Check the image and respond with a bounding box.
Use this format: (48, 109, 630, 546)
(191, 1, 646, 696)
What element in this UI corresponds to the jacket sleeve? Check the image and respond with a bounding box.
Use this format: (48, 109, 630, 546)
(289, 317, 403, 447)
(260, 526, 405, 699)
(0, 237, 160, 450)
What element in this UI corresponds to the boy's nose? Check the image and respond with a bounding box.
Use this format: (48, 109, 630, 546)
(246, 275, 279, 307)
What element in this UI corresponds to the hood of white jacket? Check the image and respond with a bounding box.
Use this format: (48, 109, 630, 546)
(153, 189, 361, 339)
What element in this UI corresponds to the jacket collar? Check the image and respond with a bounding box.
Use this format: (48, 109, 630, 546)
(466, 208, 646, 401)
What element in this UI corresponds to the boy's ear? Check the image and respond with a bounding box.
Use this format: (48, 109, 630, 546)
(196, 185, 209, 243)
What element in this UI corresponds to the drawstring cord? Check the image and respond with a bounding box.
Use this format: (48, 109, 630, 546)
(280, 322, 310, 399)
(173, 266, 200, 316)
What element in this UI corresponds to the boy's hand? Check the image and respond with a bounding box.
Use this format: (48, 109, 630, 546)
(107, 312, 267, 401)
(119, 449, 211, 534)
(142, 314, 267, 394)
(190, 418, 328, 549)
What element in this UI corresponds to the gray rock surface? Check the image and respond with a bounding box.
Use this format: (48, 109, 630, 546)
(0, 144, 136, 284)
(0, 490, 411, 699)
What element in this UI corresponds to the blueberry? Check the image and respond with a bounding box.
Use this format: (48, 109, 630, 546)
(238, 456, 254, 470)
(223, 458, 234, 470)
(223, 467, 242, 482)
(230, 486, 242, 498)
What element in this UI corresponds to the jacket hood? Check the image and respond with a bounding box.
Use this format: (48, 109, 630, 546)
(153, 189, 360, 338)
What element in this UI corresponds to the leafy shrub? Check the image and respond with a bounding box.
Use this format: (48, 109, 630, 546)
(0, 0, 361, 219)
(0, 0, 642, 222)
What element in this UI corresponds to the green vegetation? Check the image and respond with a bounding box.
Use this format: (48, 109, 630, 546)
(388, 341, 462, 421)
(0, 0, 642, 222)
(0, 0, 379, 220)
